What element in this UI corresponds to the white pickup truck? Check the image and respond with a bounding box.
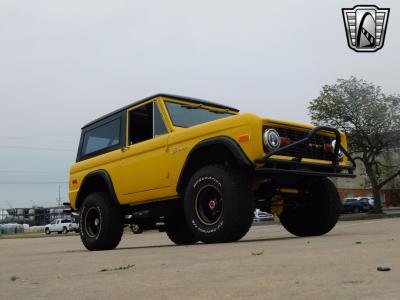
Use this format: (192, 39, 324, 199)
(44, 219, 79, 234)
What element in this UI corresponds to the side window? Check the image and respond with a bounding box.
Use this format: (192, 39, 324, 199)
(129, 102, 168, 145)
(81, 118, 121, 156)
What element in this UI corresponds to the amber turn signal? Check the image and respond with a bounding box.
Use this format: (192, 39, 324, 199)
(237, 134, 250, 143)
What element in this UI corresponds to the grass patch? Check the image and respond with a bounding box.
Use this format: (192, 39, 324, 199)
(99, 264, 135, 272)
(339, 213, 389, 221)
(0, 232, 79, 239)
(0, 232, 45, 239)
(251, 250, 264, 256)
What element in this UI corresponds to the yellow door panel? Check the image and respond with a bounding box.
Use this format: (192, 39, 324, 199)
(118, 134, 170, 200)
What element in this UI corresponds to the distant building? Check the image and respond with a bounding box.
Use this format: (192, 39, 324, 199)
(0, 209, 9, 221)
(4, 206, 72, 226)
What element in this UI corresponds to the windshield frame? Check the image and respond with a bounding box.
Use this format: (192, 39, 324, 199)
(163, 99, 237, 128)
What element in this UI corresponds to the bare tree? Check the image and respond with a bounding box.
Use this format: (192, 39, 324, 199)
(309, 77, 400, 213)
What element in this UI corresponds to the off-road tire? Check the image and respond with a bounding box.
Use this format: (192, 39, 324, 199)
(80, 192, 123, 251)
(165, 205, 198, 245)
(184, 164, 254, 243)
(279, 178, 340, 237)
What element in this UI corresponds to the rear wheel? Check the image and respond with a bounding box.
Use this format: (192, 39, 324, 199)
(130, 224, 143, 234)
(45, 228, 50, 235)
(80, 192, 123, 251)
(279, 178, 340, 237)
(184, 164, 254, 243)
(62, 227, 68, 234)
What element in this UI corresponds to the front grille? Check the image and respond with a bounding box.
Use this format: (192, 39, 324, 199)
(263, 126, 335, 161)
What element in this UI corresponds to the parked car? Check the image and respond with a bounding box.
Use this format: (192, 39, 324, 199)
(44, 219, 79, 234)
(0, 223, 24, 234)
(68, 221, 80, 233)
(341, 198, 372, 214)
(358, 197, 374, 206)
(254, 209, 274, 222)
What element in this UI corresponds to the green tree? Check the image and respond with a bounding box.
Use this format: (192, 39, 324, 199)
(309, 77, 400, 213)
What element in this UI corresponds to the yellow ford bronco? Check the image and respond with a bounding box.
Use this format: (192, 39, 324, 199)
(69, 94, 355, 250)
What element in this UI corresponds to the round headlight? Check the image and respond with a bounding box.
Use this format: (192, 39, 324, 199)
(331, 140, 344, 159)
(263, 129, 281, 151)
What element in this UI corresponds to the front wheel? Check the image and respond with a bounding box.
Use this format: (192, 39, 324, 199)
(184, 164, 255, 244)
(279, 178, 341, 237)
(80, 192, 124, 251)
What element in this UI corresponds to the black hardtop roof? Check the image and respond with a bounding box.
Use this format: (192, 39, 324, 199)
(82, 93, 239, 129)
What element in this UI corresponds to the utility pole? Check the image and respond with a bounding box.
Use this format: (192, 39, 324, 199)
(6, 200, 13, 209)
(57, 185, 62, 207)
(57, 185, 62, 218)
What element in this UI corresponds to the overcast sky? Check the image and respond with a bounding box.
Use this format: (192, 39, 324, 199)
(0, 0, 399, 208)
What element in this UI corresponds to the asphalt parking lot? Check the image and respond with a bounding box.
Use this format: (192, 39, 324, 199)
(1, 218, 399, 300)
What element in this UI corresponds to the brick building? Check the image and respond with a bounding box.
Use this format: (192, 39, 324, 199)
(334, 144, 400, 206)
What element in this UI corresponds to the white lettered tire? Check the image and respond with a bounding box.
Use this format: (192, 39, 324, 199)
(184, 164, 254, 243)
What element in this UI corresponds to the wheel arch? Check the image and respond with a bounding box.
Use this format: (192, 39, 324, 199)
(75, 170, 119, 210)
(176, 136, 254, 195)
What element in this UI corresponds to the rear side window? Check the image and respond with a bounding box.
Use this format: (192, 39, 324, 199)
(81, 118, 121, 156)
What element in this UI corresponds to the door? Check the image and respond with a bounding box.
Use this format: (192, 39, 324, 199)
(49, 220, 56, 232)
(118, 100, 170, 203)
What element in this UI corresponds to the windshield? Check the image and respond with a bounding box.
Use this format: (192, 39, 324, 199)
(165, 101, 234, 128)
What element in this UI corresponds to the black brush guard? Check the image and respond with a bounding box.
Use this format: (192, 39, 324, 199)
(254, 126, 356, 178)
